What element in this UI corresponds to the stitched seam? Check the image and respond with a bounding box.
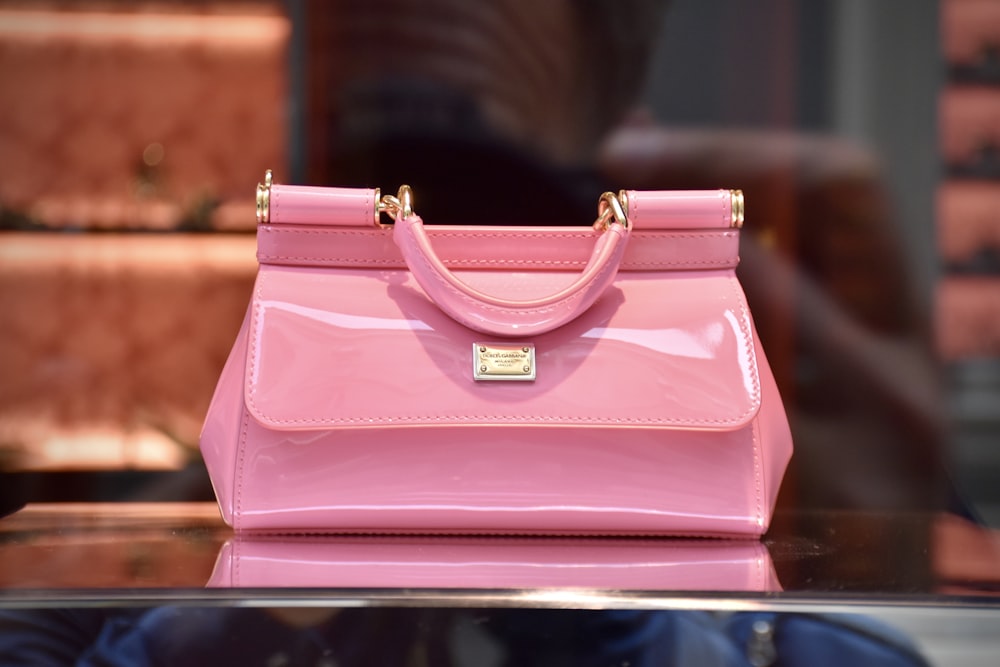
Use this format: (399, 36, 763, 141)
(752, 413, 764, 533)
(260, 226, 735, 241)
(259, 256, 402, 265)
(420, 232, 599, 239)
(241, 272, 266, 527)
(237, 274, 263, 532)
(258, 225, 736, 265)
(404, 258, 590, 266)
(734, 273, 765, 532)
(256, 255, 735, 269)
(234, 406, 251, 532)
(257, 256, 588, 266)
(628, 259, 736, 267)
(362, 189, 372, 228)
(251, 413, 755, 427)
(262, 227, 597, 239)
(233, 536, 241, 587)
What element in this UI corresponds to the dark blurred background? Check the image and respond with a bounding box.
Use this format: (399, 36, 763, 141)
(0, 0, 998, 528)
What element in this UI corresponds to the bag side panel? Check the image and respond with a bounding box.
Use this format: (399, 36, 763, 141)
(199, 310, 252, 526)
(752, 334, 793, 514)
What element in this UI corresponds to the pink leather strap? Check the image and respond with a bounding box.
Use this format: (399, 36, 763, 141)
(626, 189, 737, 229)
(268, 184, 378, 227)
(264, 182, 736, 230)
(393, 215, 631, 337)
(256, 224, 739, 271)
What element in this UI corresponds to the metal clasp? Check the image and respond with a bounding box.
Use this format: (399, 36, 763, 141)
(376, 185, 414, 226)
(256, 169, 274, 224)
(594, 190, 629, 231)
(256, 169, 642, 232)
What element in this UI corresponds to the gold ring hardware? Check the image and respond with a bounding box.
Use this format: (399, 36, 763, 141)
(730, 189, 745, 228)
(376, 184, 415, 226)
(595, 191, 629, 231)
(256, 169, 273, 224)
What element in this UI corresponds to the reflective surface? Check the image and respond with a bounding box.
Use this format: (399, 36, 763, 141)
(206, 535, 778, 592)
(1, 503, 998, 605)
(2, 505, 999, 665)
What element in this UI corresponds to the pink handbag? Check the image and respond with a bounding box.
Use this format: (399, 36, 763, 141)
(199, 171, 792, 536)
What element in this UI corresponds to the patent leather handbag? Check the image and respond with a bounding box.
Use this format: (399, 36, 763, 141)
(199, 171, 792, 535)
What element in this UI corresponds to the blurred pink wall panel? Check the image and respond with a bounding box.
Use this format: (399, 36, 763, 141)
(0, 7, 288, 230)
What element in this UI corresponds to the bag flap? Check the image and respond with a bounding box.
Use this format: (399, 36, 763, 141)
(245, 265, 761, 431)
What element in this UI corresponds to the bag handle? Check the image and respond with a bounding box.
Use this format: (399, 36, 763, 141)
(390, 187, 632, 337)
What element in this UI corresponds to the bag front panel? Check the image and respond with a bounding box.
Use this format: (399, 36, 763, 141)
(232, 419, 765, 535)
(245, 265, 761, 431)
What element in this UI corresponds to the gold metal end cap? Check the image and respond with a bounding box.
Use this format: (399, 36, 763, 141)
(397, 184, 414, 219)
(256, 169, 273, 224)
(730, 189, 745, 228)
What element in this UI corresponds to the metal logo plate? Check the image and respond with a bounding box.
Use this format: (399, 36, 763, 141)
(473, 343, 536, 381)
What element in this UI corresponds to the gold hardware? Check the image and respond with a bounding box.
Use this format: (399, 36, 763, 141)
(256, 169, 273, 224)
(257, 174, 650, 233)
(618, 190, 629, 221)
(399, 184, 413, 218)
(376, 184, 415, 226)
(594, 190, 629, 231)
(730, 189, 745, 228)
(473, 343, 536, 381)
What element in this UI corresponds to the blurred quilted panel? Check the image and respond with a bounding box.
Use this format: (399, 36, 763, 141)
(937, 277, 1000, 360)
(0, 5, 288, 230)
(940, 86, 1000, 178)
(937, 182, 1000, 270)
(0, 234, 257, 469)
(942, 0, 1000, 82)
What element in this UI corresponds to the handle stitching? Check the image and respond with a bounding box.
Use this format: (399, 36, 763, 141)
(257, 254, 735, 268)
(259, 227, 736, 240)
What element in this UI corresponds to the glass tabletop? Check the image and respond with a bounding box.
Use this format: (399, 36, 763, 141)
(1, 502, 998, 610)
(3, 503, 1000, 667)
